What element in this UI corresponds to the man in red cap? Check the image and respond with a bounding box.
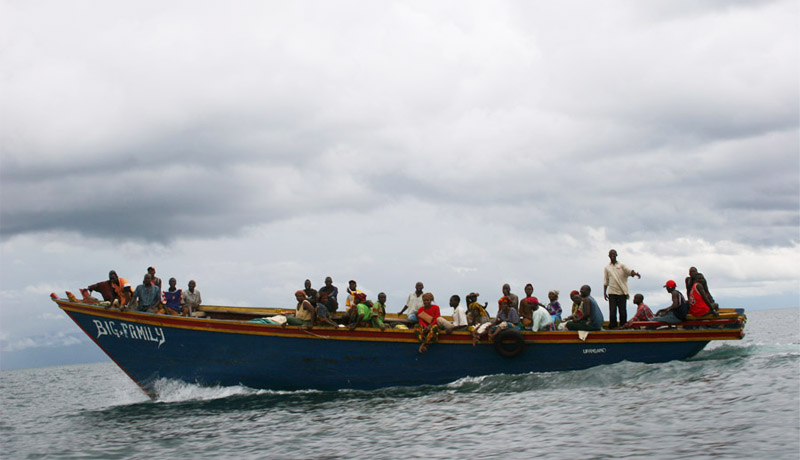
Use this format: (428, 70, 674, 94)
(654, 280, 688, 323)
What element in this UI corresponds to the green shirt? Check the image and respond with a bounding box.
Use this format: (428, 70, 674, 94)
(356, 303, 372, 320)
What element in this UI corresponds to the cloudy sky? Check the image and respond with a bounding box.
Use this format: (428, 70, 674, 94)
(1, 0, 798, 370)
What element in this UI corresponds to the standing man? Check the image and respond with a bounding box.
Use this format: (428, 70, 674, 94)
(318, 277, 339, 313)
(501, 284, 519, 310)
(603, 249, 641, 329)
(345, 280, 362, 308)
(303, 279, 318, 306)
(147, 266, 162, 289)
(399, 281, 425, 321)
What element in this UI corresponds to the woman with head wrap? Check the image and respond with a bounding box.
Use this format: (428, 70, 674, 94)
(415, 292, 441, 353)
(284, 290, 316, 328)
(349, 292, 386, 331)
(487, 296, 520, 341)
(559, 290, 584, 328)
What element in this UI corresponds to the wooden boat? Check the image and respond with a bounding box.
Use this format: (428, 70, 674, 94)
(52, 295, 746, 397)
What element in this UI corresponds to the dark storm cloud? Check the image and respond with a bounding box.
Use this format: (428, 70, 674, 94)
(0, 0, 796, 250)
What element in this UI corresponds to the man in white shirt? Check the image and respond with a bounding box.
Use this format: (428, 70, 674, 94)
(603, 249, 641, 329)
(436, 294, 467, 333)
(399, 281, 425, 321)
(530, 301, 553, 332)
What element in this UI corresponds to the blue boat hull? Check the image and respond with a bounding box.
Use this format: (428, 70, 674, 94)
(57, 300, 744, 396)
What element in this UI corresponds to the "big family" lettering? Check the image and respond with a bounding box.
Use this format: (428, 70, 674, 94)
(93, 319, 166, 348)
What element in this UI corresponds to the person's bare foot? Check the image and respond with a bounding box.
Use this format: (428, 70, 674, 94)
(418, 343, 428, 353)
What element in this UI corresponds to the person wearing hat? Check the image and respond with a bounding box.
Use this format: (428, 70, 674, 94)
(348, 292, 380, 330)
(529, 296, 554, 332)
(654, 280, 688, 324)
(147, 266, 162, 290)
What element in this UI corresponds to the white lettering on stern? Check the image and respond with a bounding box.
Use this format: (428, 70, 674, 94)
(583, 348, 607, 354)
(92, 320, 166, 348)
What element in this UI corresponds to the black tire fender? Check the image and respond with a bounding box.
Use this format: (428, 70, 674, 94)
(493, 328, 525, 358)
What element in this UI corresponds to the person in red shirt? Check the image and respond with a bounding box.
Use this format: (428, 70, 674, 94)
(415, 292, 441, 353)
(689, 273, 715, 317)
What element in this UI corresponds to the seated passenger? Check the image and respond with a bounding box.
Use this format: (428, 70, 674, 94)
(654, 280, 689, 324)
(623, 293, 654, 328)
(303, 279, 318, 307)
(518, 297, 534, 329)
(450, 295, 469, 331)
(689, 273, 715, 317)
(415, 292, 441, 353)
(686, 268, 718, 315)
(285, 290, 315, 328)
(129, 274, 164, 313)
(399, 281, 425, 323)
(568, 290, 581, 318)
(565, 285, 604, 331)
(434, 295, 462, 334)
(317, 290, 339, 318)
(314, 291, 340, 328)
(318, 277, 339, 312)
(163, 277, 183, 316)
(349, 292, 384, 331)
(371, 292, 388, 327)
(467, 293, 492, 345)
(546, 290, 563, 326)
(181, 280, 202, 316)
(486, 297, 520, 341)
(530, 297, 554, 331)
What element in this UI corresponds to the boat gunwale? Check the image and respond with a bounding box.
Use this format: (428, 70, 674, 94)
(54, 298, 746, 344)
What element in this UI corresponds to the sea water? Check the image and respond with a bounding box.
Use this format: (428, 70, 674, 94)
(1, 308, 798, 459)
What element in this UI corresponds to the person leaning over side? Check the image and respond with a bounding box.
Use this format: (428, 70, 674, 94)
(566, 285, 604, 331)
(88, 270, 132, 309)
(603, 249, 641, 329)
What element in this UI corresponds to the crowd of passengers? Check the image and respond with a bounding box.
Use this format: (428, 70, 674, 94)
(74, 266, 203, 317)
(72, 250, 719, 354)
